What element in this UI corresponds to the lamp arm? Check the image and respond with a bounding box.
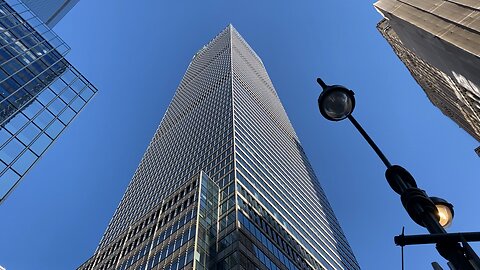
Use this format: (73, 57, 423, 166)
(347, 114, 392, 168)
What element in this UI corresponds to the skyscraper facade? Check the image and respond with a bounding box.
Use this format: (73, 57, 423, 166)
(20, 0, 79, 27)
(0, 0, 97, 203)
(79, 25, 358, 270)
(374, 0, 480, 146)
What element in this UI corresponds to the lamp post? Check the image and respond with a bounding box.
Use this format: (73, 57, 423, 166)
(316, 78, 480, 269)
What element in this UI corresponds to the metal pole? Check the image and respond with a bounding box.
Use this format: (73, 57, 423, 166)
(347, 114, 392, 168)
(345, 113, 474, 269)
(462, 240, 480, 269)
(395, 232, 480, 246)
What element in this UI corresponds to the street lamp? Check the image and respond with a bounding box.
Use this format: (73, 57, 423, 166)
(317, 78, 355, 121)
(431, 197, 454, 228)
(316, 77, 480, 269)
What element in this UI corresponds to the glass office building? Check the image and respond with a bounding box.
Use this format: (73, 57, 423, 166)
(20, 0, 79, 28)
(79, 25, 358, 270)
(0, 0, 97, 203)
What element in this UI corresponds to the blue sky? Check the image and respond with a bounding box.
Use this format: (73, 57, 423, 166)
(0, 1, 478, 269)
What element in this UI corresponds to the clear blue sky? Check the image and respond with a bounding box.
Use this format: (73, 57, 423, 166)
(0, 1, 478, 269)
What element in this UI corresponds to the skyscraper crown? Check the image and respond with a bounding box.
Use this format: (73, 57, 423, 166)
(80, 25, 359, 270)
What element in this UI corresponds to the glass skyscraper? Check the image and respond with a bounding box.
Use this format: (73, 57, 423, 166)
(79, 25, 358, 270)
(20, 0, 80, 28)
(0, 0, 97, 203)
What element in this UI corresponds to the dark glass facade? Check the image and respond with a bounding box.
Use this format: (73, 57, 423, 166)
(79, 172, 219, 270)
(0, 0, 69, 124)
(0, 0, 97, 203)
(79, 25, 358, 270)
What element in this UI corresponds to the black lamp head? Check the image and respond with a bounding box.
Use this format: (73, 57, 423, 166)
(317, 78, 356, 121)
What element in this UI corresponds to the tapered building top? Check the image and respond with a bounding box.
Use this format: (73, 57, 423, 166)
(81, 25, 358, 270)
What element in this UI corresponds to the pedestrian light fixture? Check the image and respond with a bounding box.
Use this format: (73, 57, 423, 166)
(316, 78, 355, 121)
(431, 197, 454, 228)
(316, 77, 480, 270)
